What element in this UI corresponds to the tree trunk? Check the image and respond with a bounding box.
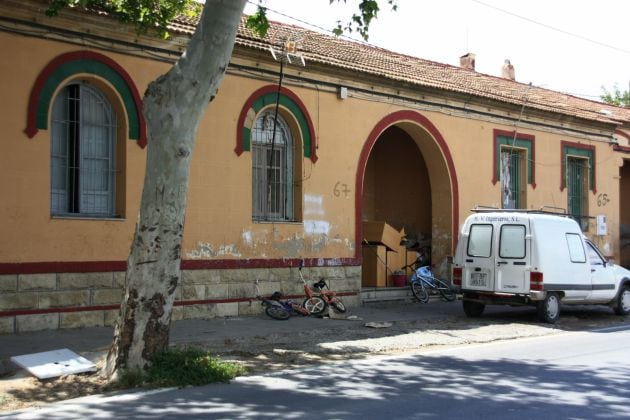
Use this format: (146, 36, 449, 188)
(104, 0, 248, 379)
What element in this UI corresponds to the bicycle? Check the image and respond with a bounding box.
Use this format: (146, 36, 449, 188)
(310, 278, 347, 313)
(297, 261, 328, 316)
(297, 260, 346, 314)
(254, 280, 313, 320)
(404, 262, 457, 303)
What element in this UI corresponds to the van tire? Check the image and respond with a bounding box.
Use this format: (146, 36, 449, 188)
(463, 300, 485, 318)
(613, 285, 630, 316)
(537, 293, 560, 323)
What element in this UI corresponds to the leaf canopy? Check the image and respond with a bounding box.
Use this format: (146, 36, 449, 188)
(46, 0, 397, 40)
(45, 0, 202, 38)
(601, 84, 630, 107)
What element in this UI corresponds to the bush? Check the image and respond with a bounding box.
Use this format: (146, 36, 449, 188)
(117, 347, 246, 389)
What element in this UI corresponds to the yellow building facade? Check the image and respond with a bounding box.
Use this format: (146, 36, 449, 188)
(1, 1, 629, 332)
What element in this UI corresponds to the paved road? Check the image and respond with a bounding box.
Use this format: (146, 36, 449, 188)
(5, 324, 629, 419)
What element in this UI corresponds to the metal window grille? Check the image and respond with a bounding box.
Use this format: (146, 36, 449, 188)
(252, 111, 293, 221)
(567, 156, 589, 231)
(51, 83, 117, 217)
(500, 148, 524, 209)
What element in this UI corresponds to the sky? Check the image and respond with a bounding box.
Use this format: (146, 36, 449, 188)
(243, 0, 630, 102)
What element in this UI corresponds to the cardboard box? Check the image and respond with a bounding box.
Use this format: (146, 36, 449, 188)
(387, 243, 408, 275)
(362, 244, 387, 287)
(362, 221, 403, 252)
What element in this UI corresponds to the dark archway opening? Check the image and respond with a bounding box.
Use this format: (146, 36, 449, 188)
(361, 126, 432, 287)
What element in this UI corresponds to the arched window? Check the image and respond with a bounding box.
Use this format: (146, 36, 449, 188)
(51, 82, 118, 217)
(252, 110, 294, 221)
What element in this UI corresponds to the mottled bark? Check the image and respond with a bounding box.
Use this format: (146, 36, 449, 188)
(104, 0, 248, 379)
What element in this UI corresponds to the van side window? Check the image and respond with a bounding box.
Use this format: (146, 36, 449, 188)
(499, 225, 526, 259)
(585, 242, 605, 266)
(467, 224, 493, 258)
(565, 233, 586, 263)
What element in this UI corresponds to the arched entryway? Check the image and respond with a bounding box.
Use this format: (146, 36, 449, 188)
(356, 111, 459, 288)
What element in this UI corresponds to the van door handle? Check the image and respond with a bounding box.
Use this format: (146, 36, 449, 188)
(497, 261, 507, 266)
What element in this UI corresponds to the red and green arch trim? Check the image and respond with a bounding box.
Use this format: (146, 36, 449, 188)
(235, 85, 317, 162)
(24, 50, 147, 148)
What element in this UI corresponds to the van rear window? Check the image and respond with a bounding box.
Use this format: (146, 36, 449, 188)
(467, 224, 493, 258)
(499, 225, 526, 259)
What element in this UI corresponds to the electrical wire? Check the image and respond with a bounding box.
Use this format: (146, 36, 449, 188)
(471, 0, 630, 56)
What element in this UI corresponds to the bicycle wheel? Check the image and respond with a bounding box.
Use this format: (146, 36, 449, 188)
(265, 305, 290, 320)
(331, 299, 346, 313)
(410, 281, 429, 303)
(303, 296, 327, 315)
(435, 279, 457, 302)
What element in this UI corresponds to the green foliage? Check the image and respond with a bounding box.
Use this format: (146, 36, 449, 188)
(601, 84, 630, 107)
(246, 5, 271, 38)
(116, 347, 246, 389)
(246, 0, 397, 41)
(45, 0, 202, 38)
(46, 0, 397, 42)
(333, 0, 398, 40)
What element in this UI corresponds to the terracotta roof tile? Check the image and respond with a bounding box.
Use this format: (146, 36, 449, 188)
(168, 14, 630, 126)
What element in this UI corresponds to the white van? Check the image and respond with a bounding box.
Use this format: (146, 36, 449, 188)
(452, 209, 630, 323)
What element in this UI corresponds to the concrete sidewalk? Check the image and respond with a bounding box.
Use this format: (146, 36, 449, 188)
(2, 298, 625, 381)
(3, 297, 628, 417)
(0, 300, 463, 376)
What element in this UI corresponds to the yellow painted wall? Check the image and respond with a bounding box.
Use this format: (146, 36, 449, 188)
(0, 28, 625, 266)
(0, 33, 157, 262)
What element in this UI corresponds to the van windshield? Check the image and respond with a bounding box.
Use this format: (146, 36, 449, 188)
(467, 224, 493, 257)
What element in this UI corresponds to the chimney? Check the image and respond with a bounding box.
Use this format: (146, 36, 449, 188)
(501, 59, 515, 80)
(459, 53, 476, 71)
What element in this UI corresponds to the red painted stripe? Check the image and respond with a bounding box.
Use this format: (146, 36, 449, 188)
(0, 292, 359, 317)
(0, 261, 128, 275)
(0, 258, 360, 275)
(181, 257, 359, 270)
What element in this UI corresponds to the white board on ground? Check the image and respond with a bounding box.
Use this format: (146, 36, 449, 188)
(10, 348, 96, 379)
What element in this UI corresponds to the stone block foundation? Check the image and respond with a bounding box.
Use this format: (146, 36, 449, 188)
(0, 264, 361, 333)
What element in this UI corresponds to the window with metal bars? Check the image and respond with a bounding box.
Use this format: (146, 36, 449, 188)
(500, 147, 526, 209)
(567, 156, 589, 231)
(51, 82, 118, 217)
(251, 110, 294, 221)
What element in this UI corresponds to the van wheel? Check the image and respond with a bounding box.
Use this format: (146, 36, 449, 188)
(613, 285, 630, 316)
(537, 293, 560, 323)
(463, 300, 485, 318)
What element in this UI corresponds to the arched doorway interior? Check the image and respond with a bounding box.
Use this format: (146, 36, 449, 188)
(358, 111, 457, 288)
